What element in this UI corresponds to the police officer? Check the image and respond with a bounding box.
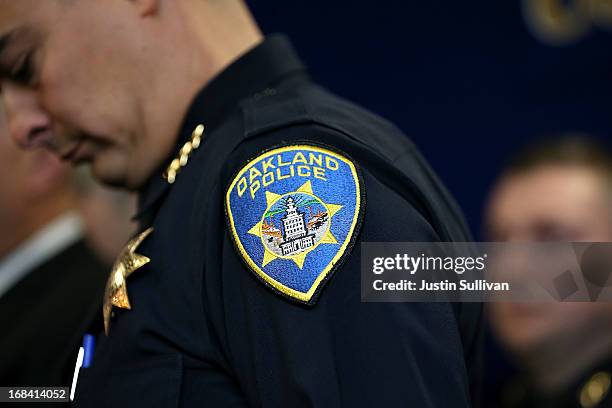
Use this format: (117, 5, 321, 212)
(0, 0, 481, 406)
(486, 137, 612, 408)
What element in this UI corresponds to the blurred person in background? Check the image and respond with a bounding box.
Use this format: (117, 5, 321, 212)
(0, 107, 108, 388)
(485, 136, 612, 408)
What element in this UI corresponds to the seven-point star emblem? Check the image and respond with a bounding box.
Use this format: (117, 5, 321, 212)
(103, 227, 153, 335)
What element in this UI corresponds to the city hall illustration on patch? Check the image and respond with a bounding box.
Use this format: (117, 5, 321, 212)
(249, 183, 342, 268)
(225, 144, 363, 304)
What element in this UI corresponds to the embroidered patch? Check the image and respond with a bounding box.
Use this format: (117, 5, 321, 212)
(225, 144, 364, 305)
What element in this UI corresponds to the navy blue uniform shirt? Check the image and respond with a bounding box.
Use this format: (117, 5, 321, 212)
(74, 35, 482, 408)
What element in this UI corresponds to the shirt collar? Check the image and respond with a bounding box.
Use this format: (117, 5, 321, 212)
(135, 34, 306, 225)
(0, 212, 84, 298)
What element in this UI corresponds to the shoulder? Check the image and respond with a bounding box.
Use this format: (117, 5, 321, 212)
(227, 83, 417, 190)
(224, 84, 470, 241)
(239, 83, 415, 162)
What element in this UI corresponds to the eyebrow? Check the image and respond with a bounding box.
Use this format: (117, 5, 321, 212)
(0, 29, 17, 59)
(0, 28, 30, 80)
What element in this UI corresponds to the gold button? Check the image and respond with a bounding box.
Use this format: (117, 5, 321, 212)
(580, 372, 611, 408)
(193, 124, 205, 138)
(181, 143, 193, 156)
(192, 136, 201, 149)
(166, 171, 176, 184)
(169, 158, 181, 171)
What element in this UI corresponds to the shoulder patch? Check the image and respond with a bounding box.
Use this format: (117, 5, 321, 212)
(225, 143, 364, 305)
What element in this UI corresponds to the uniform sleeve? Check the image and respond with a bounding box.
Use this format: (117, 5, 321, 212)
(219, 160, 474, 408)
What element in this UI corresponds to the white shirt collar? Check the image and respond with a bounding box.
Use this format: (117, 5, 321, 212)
(0, 212, 85, 298)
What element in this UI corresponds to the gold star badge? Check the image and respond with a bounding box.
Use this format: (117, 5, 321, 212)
(103, 227, 153, 335)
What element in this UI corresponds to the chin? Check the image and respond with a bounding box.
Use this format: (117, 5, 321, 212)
(92, 169, 128, 189)
(90, 145, 155, 190)
(90, 155, 130, 189)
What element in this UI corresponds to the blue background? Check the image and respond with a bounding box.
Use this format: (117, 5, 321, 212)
(248, 1, 612, 239)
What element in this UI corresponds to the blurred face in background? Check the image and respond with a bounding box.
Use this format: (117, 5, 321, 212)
(0, 106, 70, 256)
(0, 0, 176, 189)
(486, 164, 612, 357)
(0, 113, 31, 225)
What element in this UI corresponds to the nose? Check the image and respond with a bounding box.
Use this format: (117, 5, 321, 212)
(1, 82, 52, 150)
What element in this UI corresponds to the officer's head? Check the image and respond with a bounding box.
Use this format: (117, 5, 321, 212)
(487, 136, 612, 242)
(485, 136, 612, 370)
(0, 0, 261, 189)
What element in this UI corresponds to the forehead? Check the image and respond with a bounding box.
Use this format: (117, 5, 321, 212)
(0, 1, 138, 54)
(5, 1, 99, 45)
(0, 0, 55, 27)
(490, 165, 606, 224)
(0, 1, 60, 46)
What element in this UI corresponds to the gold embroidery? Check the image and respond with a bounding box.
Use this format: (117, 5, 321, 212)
(163, 124, 205, 184)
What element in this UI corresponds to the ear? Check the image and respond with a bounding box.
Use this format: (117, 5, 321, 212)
(130, 0, 159, 17)
(24, 150, 71, 199)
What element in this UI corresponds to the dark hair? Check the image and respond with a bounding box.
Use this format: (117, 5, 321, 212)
(504, 135, 612, 189)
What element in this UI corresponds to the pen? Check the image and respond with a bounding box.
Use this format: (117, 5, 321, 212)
(82, 334, 95, 368)
(70, 334, 96, 401)
(69, 347, 83, 402)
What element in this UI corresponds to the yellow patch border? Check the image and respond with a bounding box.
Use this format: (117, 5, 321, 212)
(225, 144, 362, 304)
